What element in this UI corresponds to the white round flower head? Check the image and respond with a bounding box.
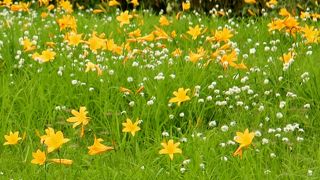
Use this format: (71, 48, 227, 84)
(180, 167, 186, 174)
(162, 131, 169, 137)
(221, 125, 229, 132)
(276, 112, 283, 119)
(208, 120, 217, 127)
(129, 101, 135, 107)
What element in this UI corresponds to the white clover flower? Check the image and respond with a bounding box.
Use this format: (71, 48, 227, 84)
(276, 112, 283, 119)
(262, 138, 269, 144)
(221, 125, 229, 132)
(162, 131, 169, 137)
(180, 167, 186, 173)
(279, 101, 286, 109)
(208, 120, 217, 127)
(270, 153, 277, 158)
(129, 101, 135, 107)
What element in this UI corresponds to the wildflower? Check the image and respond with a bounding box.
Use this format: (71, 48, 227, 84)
(169, 88, 191, 106)
(233, 129, 255, 157)
(38, 0, 49, 6)
(64, 32, 82, 46)
(130, 0, 139, 7)
(280, 51, 295, 64)
(88, 136, 114, 155)
(122, 118, 141, 136)
(182, 1, 190, 11)
(266, 0, 277, 8)
(31, 149, 46, 165)
(44, 130, 70, 153)
(21, 38, 36, 52)
(189, 48, 205, 63)
(49, 159, 73, 165)
(220, 50, 238, 69)
(119, 86, 132, 94)
(10, 2, 30, 12)
(33, 49, 56, 63)
(159, 16, 170, 26)
(172, 48, 182, 57)
(109, 0, 120, 6)
(3, 131, 22, 145)
(87, 31, 105, 52)
(267, 19, 285, 32)
(244, 0, 256, 4)
(128, 29, 141, 38)
(187, 25, 202, 40)
(59, 0, 73, 13)
(40, 127, 55, 144)
(85, 62, 103, 76)
(116, 11, 133, 27)
(279, 8, 291, 17)
(159, 139, 182, 160)
(213, 28, 233, 43)
(300, 25, 319, 44)
(57, 15, 77, 31)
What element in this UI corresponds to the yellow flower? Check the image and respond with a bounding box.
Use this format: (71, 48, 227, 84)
(128, 29, 141, 38)
(31, 149, 46, 165)
(87, 32, 105, 53)
(85, 62, 103, 76)
(88, 136, 114, 155)
(109, 0, 120, 7)
(187, 25, 202, 40)
(42, 49, 56, 62)
(280, 51, 295, 64)
(44, 130, 70, 153)
(116, 11, 133, 27)
(172, 48, 182, 57)
(59, 0, 73, 13)
(122, 118, 141, 136)
(130, 0, 139, 7)
(233, 129, 255, 157)
(3, 131, 22, 145)
(266, 0, 277, 8)
(2, 0, 12, 6)
(40, 127, 55, 144)
(10, 2, 30, 12)
(38, 0, 49, 6)
(279, 8, 291, 17)
(64, 32, 82, 46)
(244, 0, 256, 4)
(267, 19, 285, 32)
(189, 47, 206, 63)
(169, 88, 191, 106)
(182, 1, 190, 11)
(21, 38, 36, 52)
(301, 25, 319, 44)
(57, 15, 77, 31)
(49, 159, 73, 165)
(220, 50, 238, 69)
(214, 27, 233, 43)
(159, 16, 170, 26)
(67, 106, 90, 128)
(159, 139, 182, 160)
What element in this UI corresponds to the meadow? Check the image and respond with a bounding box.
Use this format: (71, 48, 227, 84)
(0, 0, 320, 179)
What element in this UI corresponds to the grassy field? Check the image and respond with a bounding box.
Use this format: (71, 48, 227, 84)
(0, 2, 320, 179)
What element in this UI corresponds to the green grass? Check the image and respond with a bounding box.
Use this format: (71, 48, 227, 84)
(0, 5, 320, 179)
